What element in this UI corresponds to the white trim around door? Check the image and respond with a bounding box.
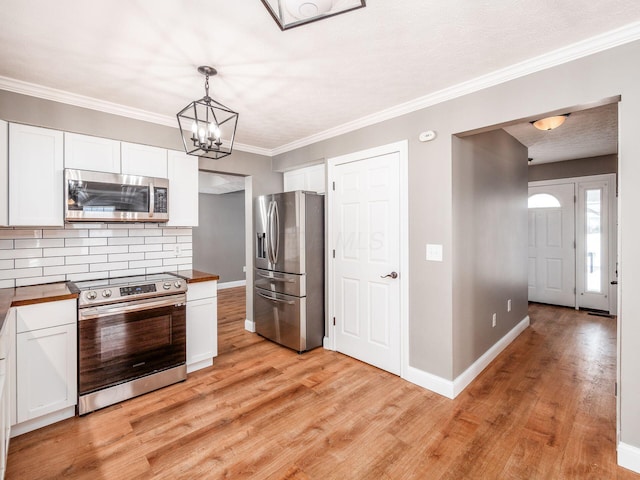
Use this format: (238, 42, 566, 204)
(326, 140, 409, 379)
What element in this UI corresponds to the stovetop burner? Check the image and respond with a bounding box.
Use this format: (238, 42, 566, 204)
(74, 273, 187, 307)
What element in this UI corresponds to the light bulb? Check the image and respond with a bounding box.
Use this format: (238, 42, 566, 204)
(198, 127, 206, 143)
(191, 122, 198, 140)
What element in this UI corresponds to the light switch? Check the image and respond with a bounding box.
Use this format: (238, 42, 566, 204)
(426, 244, 443, 262)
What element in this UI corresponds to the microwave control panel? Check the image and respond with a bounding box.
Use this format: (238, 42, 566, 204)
(154, 187, 168, 213)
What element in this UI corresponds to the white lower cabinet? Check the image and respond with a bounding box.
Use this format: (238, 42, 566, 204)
(11, 299, 77, 437)
(186, 281, 218, 373)
(0, 308, 14, 479)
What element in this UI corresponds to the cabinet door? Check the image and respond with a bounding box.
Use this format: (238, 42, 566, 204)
(283, 164, 325, 194)
(167, 150, 198, 226)
(9, 124, 64, 226)
(64, 132, 120, 173)
(16, 323, 77, 423)
(0, 120, 7, 226)
(186, 297, 217, 369)
(121, 142, 167, 178)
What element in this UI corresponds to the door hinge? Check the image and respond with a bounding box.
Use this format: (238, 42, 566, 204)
(615, 382, 618, 396)
(332, 181, 335, 191)
(333, 249, 335, 258)
(574, 195, 577, 203)
(574, 287, 576, 294)
(333, 317, 336, 326)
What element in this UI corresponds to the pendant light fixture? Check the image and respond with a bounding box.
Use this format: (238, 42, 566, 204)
(531, 113, 570, 131)
(177, 66, 238, 160)
(261, 0, 366, 30)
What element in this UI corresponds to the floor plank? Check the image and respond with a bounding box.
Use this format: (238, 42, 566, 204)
(6, 291, 639, 479)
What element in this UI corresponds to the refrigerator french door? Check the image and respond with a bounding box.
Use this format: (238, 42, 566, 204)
(253, 191, 324, 352)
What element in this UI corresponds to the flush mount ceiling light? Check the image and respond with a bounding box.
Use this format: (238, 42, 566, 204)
(260, 0, 366, 30)
(176, 66, 239, 160)
(531, 113, 570, 131)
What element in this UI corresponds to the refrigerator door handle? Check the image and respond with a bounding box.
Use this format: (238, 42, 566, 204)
(256, 271, 295, 283)
(270, 200, 280, 264)
(266, 200, 275, 264)
(257, 291, 295, 305)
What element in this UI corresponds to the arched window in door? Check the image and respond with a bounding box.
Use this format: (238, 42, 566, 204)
(528, 193, 561, 209)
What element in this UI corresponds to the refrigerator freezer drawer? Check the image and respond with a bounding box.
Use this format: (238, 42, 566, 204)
(254, 288, 323, 353)
(254, 268, 305, 297)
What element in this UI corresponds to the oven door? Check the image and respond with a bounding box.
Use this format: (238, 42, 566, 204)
(78, 294, 186, 395)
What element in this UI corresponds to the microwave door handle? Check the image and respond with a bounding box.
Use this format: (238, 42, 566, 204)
(149, 183, 155, 218)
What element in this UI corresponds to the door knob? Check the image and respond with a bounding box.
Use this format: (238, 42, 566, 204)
(381, 272, 398, 279)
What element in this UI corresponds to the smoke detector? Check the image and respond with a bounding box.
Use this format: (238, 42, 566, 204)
(286, 0, 333, 19)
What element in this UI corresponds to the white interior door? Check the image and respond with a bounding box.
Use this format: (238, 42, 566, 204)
(528, 183, 576, 307)
(577, 180, 611, 311)
(331, 149, 401, 375)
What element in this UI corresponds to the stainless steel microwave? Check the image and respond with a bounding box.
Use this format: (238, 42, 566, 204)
(65, 169, 169, 222)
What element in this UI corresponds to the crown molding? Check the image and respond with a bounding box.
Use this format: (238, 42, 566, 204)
(0, 75, 271, 156)
(271, 20, 640, 156)
(2, 21, 640, 158)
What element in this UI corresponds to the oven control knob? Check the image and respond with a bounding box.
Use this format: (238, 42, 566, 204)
(174, 280, 182, 289)
(86, 290, 97, 300)
(102, 289, 112, 298)
(163, 282, 172, 290)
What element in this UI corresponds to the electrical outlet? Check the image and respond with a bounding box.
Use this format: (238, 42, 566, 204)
(174, 244, 182, 256)
(243, 266, 246, 273)
(507, 299, 512, 312)
(492, 313, 497, 328)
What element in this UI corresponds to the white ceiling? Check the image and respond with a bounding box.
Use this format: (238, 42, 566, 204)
(504, 103, 618, 164)
(0, 1, 639, 155)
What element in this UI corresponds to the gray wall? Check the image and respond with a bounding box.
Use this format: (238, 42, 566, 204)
(193, 191, 246, 284)
(452, 130, 528, 377)
(528, 154, 618, 182)
(273, 39, 640, 449)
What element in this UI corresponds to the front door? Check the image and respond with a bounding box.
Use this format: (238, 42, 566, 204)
(330, 145, 402, 375)
(528, 183, 576, 307)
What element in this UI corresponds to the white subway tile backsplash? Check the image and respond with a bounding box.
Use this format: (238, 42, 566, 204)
(15, 257, 64, 268)
(43, 229, 89, 238)
(130, 229, 162, 237)
(15, 238, 65, 249)
(89, 245, 128, 255)
(110, 268, 146, 278)
(65, 254, 108, 265)
(89, 229, 129, 238)
(0, 249, 42, 260)
(65, 237, 108, 247)
(108, 252, 145, 262)
(16, 275, 66, 287)
(44, 264, 89, 276)
(44, 246, 89, 257)
(130, 259, 163, 269)
(0, 229, 41, 239)
(107, 237, 145, 246)
(0, 267, 42, 280)
(91, 262, 129, 272)
(129, 244, 163, 253)
(0, 226, 192, 287)
(145, 236, 177, 244)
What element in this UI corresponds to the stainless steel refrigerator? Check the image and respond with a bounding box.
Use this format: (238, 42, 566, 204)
(253, 190, 324, 352)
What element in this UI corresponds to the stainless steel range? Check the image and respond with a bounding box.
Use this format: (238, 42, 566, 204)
(74, 273, 187, 415)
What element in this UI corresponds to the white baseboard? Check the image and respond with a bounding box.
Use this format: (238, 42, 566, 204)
(618, 442, 640, 473)
(403, 315, 530, 400)
(244, 319, 256, 333)
(452, 315, 530, 397)
(403, 366, 455, 399)
(218, 280, 246, 290)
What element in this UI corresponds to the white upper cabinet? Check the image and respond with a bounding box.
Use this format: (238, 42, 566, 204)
(0, 121, 7, 226)
(121, 142, 168, 178)
(284, 164, 326, 194)
(9, 124, 64, 226)
(167, 150, 199, 227)
(64, 132, 120, 173)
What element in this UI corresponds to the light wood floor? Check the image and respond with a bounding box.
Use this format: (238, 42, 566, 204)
(6, 290, 639, 479)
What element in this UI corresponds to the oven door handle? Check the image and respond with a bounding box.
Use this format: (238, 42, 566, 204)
(79, 295, 186, 320)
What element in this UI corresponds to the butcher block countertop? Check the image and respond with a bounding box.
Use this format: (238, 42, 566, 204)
(176, 269, 220, 284)
(0, 281, 78, 332)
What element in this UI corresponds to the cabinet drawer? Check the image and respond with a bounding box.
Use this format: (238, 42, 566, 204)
(16, 299, 76, 333)
(186, 281, 217, 302)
